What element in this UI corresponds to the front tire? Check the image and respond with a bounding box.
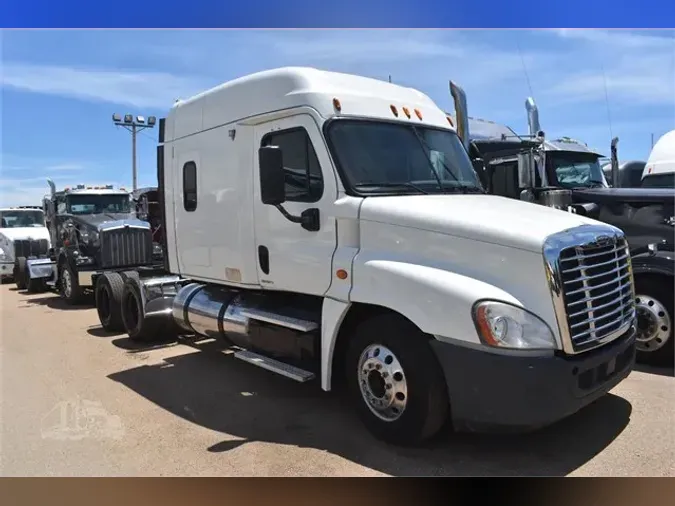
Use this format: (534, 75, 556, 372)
(59, 261, 84, 305)
(14, 257, 27, 290)
(344, 313, 450, 446)
(634, 275, 674, 367)
(95, 272, 125, 332)
(26, 266, 46, 293)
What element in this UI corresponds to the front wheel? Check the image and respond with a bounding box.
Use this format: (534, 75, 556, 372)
(26, 267, 46, 293)
(59, 262, 84, 305)
(14, 257, 27, 290)
(344, 313, 450, 446)
(634, 275, 674, 367)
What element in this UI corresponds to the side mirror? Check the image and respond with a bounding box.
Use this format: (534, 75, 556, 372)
(258, 146, 286, 206)
(471, 158, 484, 173)
(517, 152, 535, 189)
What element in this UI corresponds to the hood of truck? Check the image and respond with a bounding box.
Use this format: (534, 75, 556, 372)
(572, 187, 675, 205)
(358, 194, 604, 253)
(0, 226, 51, 242)
(69, 213, 139, 229)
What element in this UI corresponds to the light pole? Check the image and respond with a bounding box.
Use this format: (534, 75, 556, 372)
(112, 113, 157, 191)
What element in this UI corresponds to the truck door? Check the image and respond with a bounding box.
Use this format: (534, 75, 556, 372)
(253, 113, 338, 296)
(173, 149, 211, 276)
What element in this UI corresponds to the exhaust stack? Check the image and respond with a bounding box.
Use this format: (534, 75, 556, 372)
(47, 178, 56, 197)
(610, 137, 620, 188)
(449, 81, 470, 152)
(525, 97, 542, 137)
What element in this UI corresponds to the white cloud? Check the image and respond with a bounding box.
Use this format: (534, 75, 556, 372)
(0, 30, 546, 111)
(46, 163, 84, 172)
(544, 29, 675, 106)
(0, 63, 212, 110)
(553, 29, 675, 50)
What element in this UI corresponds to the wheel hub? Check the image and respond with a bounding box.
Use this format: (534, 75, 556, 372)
(357, 344, 408, 422)
(635, 294, 671, 352)
(63, 269, 72, 298)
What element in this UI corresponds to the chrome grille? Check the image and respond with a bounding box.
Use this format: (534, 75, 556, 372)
(558, 234, 635, 352)
(99, 226, 153, 268)
(13, 239, 49, 259)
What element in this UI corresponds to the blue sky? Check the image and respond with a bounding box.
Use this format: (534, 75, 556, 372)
(1, 29, 674, 206)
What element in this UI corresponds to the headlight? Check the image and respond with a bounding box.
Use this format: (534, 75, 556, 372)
(79, 229, 99, 244)
(473, 300, 556, 350)
(0, 245, 11, 262)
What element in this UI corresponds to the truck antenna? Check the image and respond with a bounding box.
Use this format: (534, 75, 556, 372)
(601, 62, 614, 142)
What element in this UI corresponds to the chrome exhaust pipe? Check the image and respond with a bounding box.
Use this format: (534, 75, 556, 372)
(449, 80, 470, 152)
(47, 178, 56, 197)
(525, 97, 541, 138)
(610, 137, 620, 188)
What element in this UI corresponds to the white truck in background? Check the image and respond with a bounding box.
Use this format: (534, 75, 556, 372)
(102, 67, 638, 445)
(642, 129, 675, 188)
(0, 206, 51, 289)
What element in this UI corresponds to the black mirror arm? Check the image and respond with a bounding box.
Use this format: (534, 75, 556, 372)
(274, 205, 320, 232)
(275, 204, 302, 223)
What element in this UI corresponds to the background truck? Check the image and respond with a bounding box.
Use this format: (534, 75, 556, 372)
(98, 67, 637, 445)
(24, 182, 165, 324)
(602, 160, 646, 189)
(450, 86, 674, 367)
(641, 130, 675, 189)
(0, 206, 51, 290)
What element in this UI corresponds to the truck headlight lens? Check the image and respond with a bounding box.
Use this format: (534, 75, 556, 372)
(473, 300, 556, 350)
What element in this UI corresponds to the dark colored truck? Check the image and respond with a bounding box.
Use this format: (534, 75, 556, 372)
(449, 83, 674, 366)
(22, 182, 165, 326)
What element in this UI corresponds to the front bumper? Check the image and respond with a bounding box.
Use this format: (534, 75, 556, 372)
(0, 261, 14, 279)
(431, 325, 637, 433)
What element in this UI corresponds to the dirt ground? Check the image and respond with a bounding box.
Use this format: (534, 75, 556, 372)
(1, 284, 673, 477)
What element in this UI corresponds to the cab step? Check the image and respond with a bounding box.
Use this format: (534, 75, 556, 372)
(240, 307, 318, 333)
(233, 349, 315, 382)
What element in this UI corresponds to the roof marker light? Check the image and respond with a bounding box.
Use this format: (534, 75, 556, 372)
(402, 107, 411, 119)
(414, 108, 423, 120)
(333, 98, 342, 112)
(390, 105, 399, 117)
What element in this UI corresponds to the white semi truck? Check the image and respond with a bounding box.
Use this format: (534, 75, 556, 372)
(642, 129, 675, 188)
(101, 67, 638, 445)
(0, 206, 51, 289)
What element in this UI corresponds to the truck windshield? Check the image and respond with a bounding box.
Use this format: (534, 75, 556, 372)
(326, 120, 483, 195)
(66, 194, 131, 215)
(641, 172, 675, 188)
(549, 153, 608, 188)
(0, 210, 45, 228)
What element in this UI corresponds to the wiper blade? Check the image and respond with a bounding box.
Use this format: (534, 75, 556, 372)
(442, 185, 485, 194)
(354, 182, 429, 194)
(410, 126, 485, 194)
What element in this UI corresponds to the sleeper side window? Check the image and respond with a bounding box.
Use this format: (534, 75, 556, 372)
(183, 161, 197, 212)
(262, 128, 324, 203)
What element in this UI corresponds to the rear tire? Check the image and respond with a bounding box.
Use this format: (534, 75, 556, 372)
(634, 275, 674, 367)
(95, 272, 125, 332)
(121, 276, 168, 342)
(14, 257, 27, 290)
(344, 313, 450, 446)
